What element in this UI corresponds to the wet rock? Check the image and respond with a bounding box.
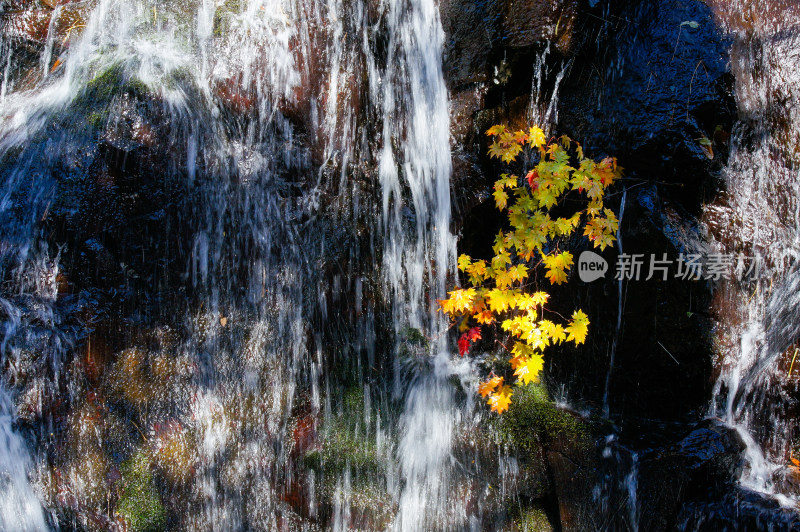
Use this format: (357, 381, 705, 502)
(0, 2, 89, 45)
(213, 75, 257, 116)
(441, 0, 579, 89)
(497, 382, 595, 531)
(296, 385, 393, 528)
(0, 0, 91, 94)
(547, 450, 595, 532)
(546, 185, 714, 423)
(507, 504, 554, 532)
(0, 8, 51, 44)
(670, 420, 746, 476)
(559, 0, 735, 214)
(678, 487, 800, 531)
(150, 421, 197, 486)
(499, 0, 578, 52)
(637, 419, 747, 531)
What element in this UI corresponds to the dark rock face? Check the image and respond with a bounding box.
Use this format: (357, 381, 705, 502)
(625, 419, 800, 532)
(441, 0, 578, 90)
(678, 488, 800, 531)
(559, 0, 735, 213)
(637, 419, 746, 531)
(445, 0, 736, 424)
(547, 449, 596, 531)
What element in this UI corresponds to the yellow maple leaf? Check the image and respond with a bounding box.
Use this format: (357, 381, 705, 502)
(536, 186, 559, 209)
(486, 125, 506, 136)
(501, 143, 523, 164)
(514, 354, 544, 385)
(545, 266, 568, 285)
(486, 288, 516, 313)
(475, 310, 495, 324)
(554, 216, 577, 236)
(565, 309, 589, 345)
(511, 341, 535, 358)
(531, 291, 550, 306)
(542, 252, 573, 285)
(494, 268, 515, 289)
(540, 320, 567, 344)
(528, 126, 546, 149)
(493, 188, 509, 210)
(513, 130, 529, 144)
(496, 174, 518, 189)
(594, 231, 614, 251)
(509, 354, 526, 370)
(439, 288, 476, 315)
(488, 142, 505, 159)
(509, 264, 528, 282)
(466, 259, 488, 284)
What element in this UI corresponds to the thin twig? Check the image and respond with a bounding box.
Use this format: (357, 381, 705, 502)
(789, 347, 798, 378)
(657, 340, 680, 365)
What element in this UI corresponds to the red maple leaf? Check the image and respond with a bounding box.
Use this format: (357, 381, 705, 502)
(458, 327, 482, 356)
(526, 169, 539, 190)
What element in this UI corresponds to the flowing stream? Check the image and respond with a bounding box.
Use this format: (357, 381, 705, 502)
(0, 0, 509, 529)
(704, 0, 800, 509)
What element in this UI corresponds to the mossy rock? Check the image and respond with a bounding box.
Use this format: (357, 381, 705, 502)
(513, 504, 553, 532)
(117, 450, 166, 532)
(398, 326, 431, 360)
(213, 0, 245, 37)
(498, 382, 590, 455)
(306, 388, 381, 477)
(85, 63, 149, 103)
(301, 385, 391, 524)
(62, 62, 150, 134)
(342, 385, 366, 413)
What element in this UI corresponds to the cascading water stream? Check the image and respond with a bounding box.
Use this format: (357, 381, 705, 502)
(0, 0, 505, 527)
(703, 0, 800, 508)
(374, 0, 475, 528)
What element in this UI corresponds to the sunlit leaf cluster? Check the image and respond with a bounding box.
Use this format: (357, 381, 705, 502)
(440, 125, 622, 414)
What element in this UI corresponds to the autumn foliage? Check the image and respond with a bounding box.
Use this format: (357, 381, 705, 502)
(440, 125, 622, 413)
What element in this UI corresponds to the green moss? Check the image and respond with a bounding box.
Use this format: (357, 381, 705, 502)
(398, 327, 430, 358)
(342, 386, 365, 413)
(117, 450, 166, 532)
(399, 327, 428, 347)
(85, 63, 148, 101)
(307, 387, 380, 477)
(163, 66, 195, 92)
(213, 0, 244, 37)
(87, 111, 106, 129)
(63, 63, 151, 133)
(514, 504, 553, 531)
(302, 386, 384, 504)
(498, 382, 589, 455)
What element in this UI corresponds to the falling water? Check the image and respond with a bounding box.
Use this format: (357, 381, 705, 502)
(0, 0, 498, 526)
(704, 0, 800, 507)
(0, 388, 49, 531)
(527, 43, 570, 135)
(602, 186, 626, 419)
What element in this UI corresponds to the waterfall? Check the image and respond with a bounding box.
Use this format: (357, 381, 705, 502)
(0, 0, 497, 526)
(0, 388, 48, 531)
(374, 0, 464, 528)
(705, 0, 800, 507)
